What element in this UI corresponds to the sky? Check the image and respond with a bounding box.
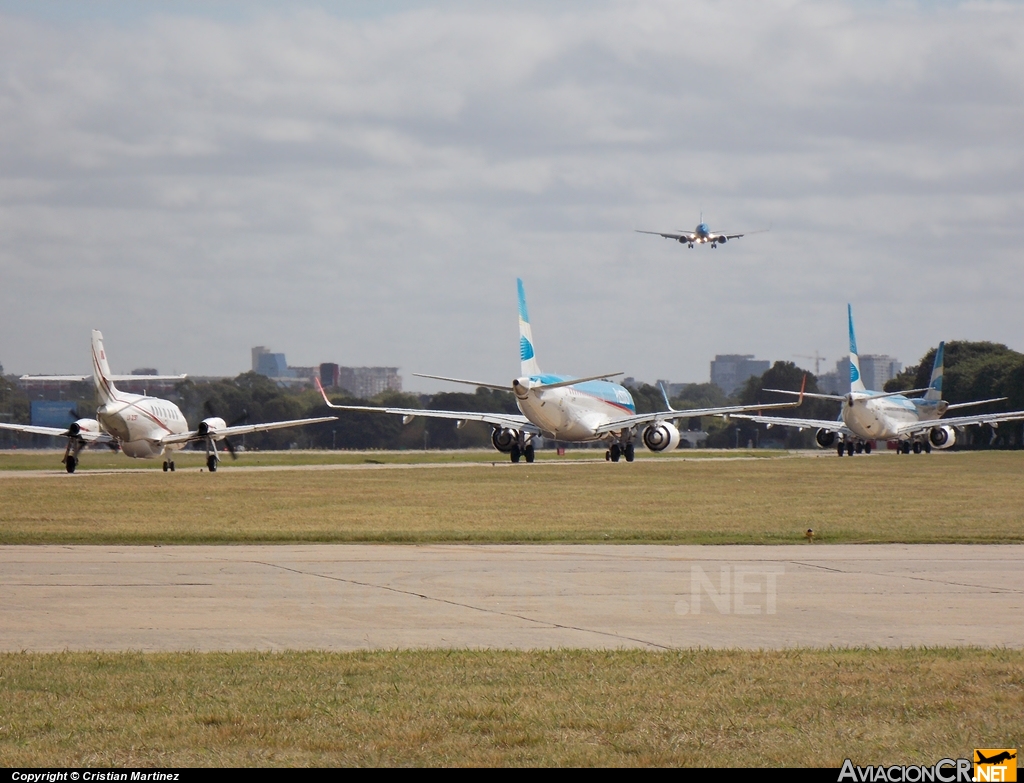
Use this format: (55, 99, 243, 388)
(1, 0, 1022, 390)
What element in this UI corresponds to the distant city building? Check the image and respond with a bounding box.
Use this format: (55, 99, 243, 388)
(254, 347, 401, 394)
(710, 355, 770, 396)
(319, 363, 340, 388)
(817, 355, 900, 393)
(336, 367, 402, 399)
(858, 355, 902, 391)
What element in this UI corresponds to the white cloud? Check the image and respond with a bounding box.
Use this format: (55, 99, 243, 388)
(0, 1, 1022, 386)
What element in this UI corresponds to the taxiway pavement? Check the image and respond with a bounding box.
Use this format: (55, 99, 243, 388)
(2, 544, 1020, 651)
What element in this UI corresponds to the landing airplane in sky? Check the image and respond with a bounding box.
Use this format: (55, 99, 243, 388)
(0, 331, 334, 473)
(316, 279, 804, 463)
(635, 215, 767, 248)
(733, 305, 1024, 456)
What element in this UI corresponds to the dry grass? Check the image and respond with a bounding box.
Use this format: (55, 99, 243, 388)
(0, 451, 1022, 544)
(0, 648, 1019, 767)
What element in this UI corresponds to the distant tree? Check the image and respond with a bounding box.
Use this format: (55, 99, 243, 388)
(887, 341, 1024, 449)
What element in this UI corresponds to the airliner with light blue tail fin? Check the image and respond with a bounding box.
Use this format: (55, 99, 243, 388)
(734, 305, 1021, 456)
(317, 279, 803, 462)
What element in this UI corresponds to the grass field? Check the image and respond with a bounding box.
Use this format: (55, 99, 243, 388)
(1, 648, 1019, 767)
(0, 450, 1022, 545)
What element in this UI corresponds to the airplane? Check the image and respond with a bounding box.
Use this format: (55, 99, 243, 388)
(635, 215, 767, 248)
(731, 305, 1024, 456)
(316, 278, 804, 463)
(0, 330, 335, 473)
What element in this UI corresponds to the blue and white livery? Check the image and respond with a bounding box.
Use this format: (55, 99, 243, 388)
(635, 214, 767, 249)
(318, 279, 802, 463)
(735, 306, 1022, 456)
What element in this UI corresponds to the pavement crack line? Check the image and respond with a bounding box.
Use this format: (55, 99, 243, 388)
(250, 560, 674, 650)
(786, 560, 1024, 594)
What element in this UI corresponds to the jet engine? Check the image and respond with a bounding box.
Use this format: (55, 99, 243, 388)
(929, 425, 956, 449)
(815, 429, 837, 449)
(491, 427, 516, 453)
(716, 236, 727, 244)
(642, 422, 681, 452)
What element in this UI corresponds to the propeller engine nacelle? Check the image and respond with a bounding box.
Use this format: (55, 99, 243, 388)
(815, 429, 837, 449)
(491, 428, 517, 454)
(642, 422, 681, 452)
(929, 425, 956, 449)
(66, 418, 101, 437)
(197, 417, 227, 437)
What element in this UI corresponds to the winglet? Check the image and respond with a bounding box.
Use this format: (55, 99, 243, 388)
(315, 377, 339, 409)
(659, 381, 677, 413)
(797, 374, 807, 405)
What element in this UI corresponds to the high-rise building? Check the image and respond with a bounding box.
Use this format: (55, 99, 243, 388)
(859, 355, 902, 391)
(336, 367, 402, 399)
(710, 355, 770, 396)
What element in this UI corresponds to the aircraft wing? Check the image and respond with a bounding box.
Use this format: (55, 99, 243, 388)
(159, 417, 336, 446)
(0, 421, 114, 443)
(726, 414, 853, 436)
(593, 399, 809, 435)
(895, 410, 1024, 437)
(635, 229, 697, 242)
(20, 374, 187, 382)
(316, 381, 535, 432)
(319, 403, 536, 433)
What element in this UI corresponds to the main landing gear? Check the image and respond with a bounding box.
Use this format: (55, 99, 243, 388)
(62, 437, 85, 473)
(206, 454, 218, 472)
(837, 439, 872, 457)
(604, 442, 635, 463)
(896, 440, 930, 455)
(510, 443, 535, 463)
(162, 460, 176, 472)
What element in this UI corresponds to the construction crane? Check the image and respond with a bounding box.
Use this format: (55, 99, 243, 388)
(794, 352, 827, 376)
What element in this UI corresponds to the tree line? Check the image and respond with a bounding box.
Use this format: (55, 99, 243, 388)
(3, 340, 1022, 450)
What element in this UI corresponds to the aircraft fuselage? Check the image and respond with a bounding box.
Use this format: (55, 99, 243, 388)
(842, 393, 944, 441)
(513, 375, 635, 440)
(97, 392, 190, 459)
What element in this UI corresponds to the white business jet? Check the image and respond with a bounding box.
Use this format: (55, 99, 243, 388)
(316, 279, 803, 463)
(733, 305, 1024, 456)
(0, 330, 335, 472)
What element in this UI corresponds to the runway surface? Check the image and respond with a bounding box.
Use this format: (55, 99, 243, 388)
(2, 544, 1021, 651)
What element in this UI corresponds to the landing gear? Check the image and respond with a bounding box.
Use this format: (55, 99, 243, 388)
(912, 441, 922, 454)
(837, 442, 845, 457)
(524, 444, 535, 463)
(162, 460, 176, 472)
(624, 443, 635, 462)
(609, 443, 621, 462)
(864, 442, 872, 454)
(855, 442, 864, 454)
(206, 454, 218, 472)
(846, 442, 855, 457)
(923, 441, 931, 454)
(901, 441, 911, 454)
(65, 456, 77, 474)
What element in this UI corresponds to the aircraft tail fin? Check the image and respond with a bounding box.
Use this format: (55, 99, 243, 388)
(518, 278, 541, 376)
(848, 304, 867, 392)
(90, 330, 118, 404)
(925, 341, 945, 401)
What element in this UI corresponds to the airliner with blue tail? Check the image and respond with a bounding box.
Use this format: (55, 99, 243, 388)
(635, 215, 767, 248)
(734, 305, 1023, 456)
(317, 279, 803, 462)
